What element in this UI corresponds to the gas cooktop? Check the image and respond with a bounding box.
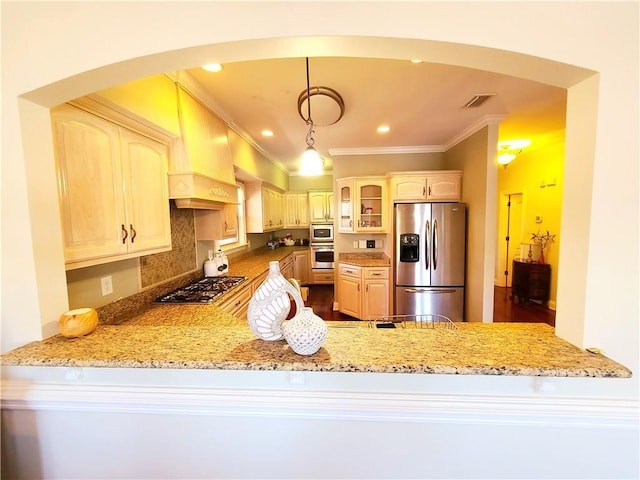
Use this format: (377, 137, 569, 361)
(155, 276, 247, 304)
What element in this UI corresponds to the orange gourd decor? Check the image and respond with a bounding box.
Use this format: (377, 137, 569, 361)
(58, 308, 99, 338)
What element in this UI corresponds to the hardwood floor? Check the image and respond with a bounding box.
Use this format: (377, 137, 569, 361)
(305, 284, 555, 325)
(493, 286, 555, 326)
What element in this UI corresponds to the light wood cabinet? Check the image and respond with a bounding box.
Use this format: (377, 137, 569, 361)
(337, 177, 388, 233)
(293, 250, 310, 285)
(362, 268, 390, 321)
(338, 264, 362, 318)
(52, 104, 171, 269)
(245, 184, 284, 233)
(284, 192, 309, 228)
(309, 191, 334, 223)
(311, 269, 334, 285)
(388, 171, 462, 202)
(280, 254, 295, 280)
(338, 263, 389, 320)
(194, 202, 238, 241)
(218, 283, 253, 319)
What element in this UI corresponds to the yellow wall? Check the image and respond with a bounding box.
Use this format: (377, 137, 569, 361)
(497, 141, 564, 307)
(96, 75, 181, 136)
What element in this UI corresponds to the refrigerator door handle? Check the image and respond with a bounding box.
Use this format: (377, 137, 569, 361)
(433, 219, 438, 271)
(425, 220, 430, 270)
(404, 288, 457, 294)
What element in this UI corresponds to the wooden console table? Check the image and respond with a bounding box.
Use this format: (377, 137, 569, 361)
(512, 260, 551, 305)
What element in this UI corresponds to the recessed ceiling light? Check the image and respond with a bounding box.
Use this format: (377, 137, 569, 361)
(377, 125, 391, 134)
(261, 130, 274, 137)
(201, 63, 223, 72)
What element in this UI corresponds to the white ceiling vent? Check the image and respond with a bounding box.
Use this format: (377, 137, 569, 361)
(462, 93, 495, 108)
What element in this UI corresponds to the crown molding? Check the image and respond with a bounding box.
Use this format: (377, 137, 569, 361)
(329, 114, 507, 158)
(442, 114, 508, 151)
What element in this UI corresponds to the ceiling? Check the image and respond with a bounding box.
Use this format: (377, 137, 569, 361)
(182, 57, 567, 175)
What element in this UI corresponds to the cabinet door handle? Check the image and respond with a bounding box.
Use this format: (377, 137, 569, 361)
(224, 221, 229, 231)
(121, 224, 128, 244)
(428, 186, 432, 196)
(130, 224, 137, 243)
(371, 272, 382, 276)
(357, 284, 360, 291)
(423, 186, 426, 196)
(366, 285, 369, 292)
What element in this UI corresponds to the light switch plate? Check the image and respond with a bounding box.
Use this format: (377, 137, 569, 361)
(358, 240, 367, 248)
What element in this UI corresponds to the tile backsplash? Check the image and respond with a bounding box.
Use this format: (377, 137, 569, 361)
(140, 202, 197, 288)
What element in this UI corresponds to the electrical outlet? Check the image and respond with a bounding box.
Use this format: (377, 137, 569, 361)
(100, 276, 113, 296)
(353, 241, 359, 248)
(366, 240, 375, 248)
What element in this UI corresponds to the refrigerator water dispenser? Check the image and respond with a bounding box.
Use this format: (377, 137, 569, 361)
(399, 234, 419, 262)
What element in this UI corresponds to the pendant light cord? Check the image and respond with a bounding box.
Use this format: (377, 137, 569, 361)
(305, 57, 315, 148)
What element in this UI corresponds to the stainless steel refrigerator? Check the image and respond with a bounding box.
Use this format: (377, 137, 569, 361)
(394, 202, 466, 321)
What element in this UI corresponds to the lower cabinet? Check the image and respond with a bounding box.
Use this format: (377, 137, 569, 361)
(338, 263, 389, 320)
(293, 250, 310, 285)
(280, 254, 295, 280)
(218, 283, 253, 319)
(338, 265, 362, 318)
(362, 268, 390, 320)
(311, 269, 334, 285)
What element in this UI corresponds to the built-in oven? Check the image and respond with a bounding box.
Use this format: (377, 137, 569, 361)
(310, 223, 334, 244)
(310, 243, 335, 269)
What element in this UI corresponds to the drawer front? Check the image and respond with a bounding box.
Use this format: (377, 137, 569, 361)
(364, 268, 388, 279)
(312, 271, 335, 284)
(219, 286, 252, 316)
(339, 264, 361, 278)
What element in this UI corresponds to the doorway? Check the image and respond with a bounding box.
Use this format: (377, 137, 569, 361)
(498, 193, 523, 287)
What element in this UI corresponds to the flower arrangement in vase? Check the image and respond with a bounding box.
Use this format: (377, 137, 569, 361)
(531, 230, 556, 264)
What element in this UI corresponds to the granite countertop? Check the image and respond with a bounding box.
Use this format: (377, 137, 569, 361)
(338, 252, 391, 267)
(0, 246, 631, 378)
(0, 322, 630, 377)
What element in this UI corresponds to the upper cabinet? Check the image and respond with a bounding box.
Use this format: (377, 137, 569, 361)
(284, 192, 310, 228)
(388, 171, 462, 202)
(52, 104, 172, 269)
(308, 190, 334, 223)
(194, 203, 239, 240)
(337, 177, 388, 233)
(245, 183, 285, 233)
(168, 86, 238, 208)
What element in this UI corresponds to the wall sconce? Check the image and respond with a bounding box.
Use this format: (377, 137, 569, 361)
(497, 139, 531, 167)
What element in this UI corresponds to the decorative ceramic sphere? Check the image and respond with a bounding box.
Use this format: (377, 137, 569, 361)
(282, 307, 328, 355)
(247, 261, 305, 341)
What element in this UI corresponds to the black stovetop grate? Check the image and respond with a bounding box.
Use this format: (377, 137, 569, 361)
(155, 276, 248, 304)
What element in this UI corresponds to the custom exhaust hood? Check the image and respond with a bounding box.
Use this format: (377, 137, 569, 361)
(168, 83, 239, 210)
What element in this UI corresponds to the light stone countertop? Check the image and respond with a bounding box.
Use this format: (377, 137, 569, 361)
(0, 246, 631, 378)
(338, 252, 391, 267)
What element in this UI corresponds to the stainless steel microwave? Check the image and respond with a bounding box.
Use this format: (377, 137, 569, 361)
(310, 223, 334, 243)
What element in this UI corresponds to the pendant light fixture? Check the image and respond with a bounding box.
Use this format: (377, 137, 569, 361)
(299, 58, 323, 175)
(297, 58, 345, 175)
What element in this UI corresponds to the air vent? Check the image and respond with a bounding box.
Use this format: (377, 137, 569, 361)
(462, 93, 495, 109)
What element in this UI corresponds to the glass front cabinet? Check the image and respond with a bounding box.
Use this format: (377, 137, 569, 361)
(337, 177, 387, 233)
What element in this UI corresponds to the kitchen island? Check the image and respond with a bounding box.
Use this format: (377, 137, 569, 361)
(1, 246, 634, 479)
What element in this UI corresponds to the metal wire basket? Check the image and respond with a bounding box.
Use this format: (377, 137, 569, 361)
(368, 313, 458, 330)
